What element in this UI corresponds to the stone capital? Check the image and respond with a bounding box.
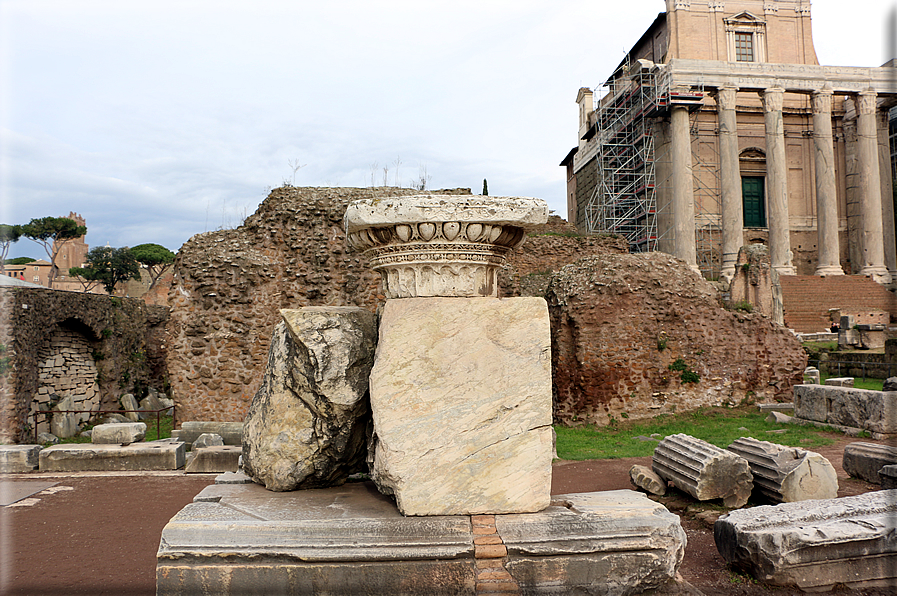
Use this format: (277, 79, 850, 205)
(715, 86, 738, 111)
(811, 89, 833, 115)
(857, 90, 878, 115)
(762, 88, 785, 113)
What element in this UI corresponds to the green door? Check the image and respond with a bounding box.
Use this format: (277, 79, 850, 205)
(742, 176, 766, 227)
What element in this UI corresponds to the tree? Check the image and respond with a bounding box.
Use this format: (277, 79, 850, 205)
(20, 217, 87, 288)
(0, 225, 22, 275)
(482, 179, 489, 196)
(70, 246, 141, 295)
(130, 243, 176, 290)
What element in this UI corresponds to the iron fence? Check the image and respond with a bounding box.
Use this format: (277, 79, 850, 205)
(30, 405, 176, 444)
(806, 359, 895, 383)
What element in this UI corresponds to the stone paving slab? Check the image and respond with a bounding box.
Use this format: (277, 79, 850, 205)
(156, 483, 685, 595)
(0, 480, 58, 506)
(39, 442, 186, 472)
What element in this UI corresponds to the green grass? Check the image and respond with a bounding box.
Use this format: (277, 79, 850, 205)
(52, 414, 174, 445)
(554, 406, 837, 460)
(802, 340, 837, 351)
(819, 373, 883, 391)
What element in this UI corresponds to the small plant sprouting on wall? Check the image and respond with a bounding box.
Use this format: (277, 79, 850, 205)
(668, 358, 700, 384)
(731, 300, 753, 313)
(657, 335, 668, 351)
(741, 263, 751, 272)
(101, 328, 112, 338)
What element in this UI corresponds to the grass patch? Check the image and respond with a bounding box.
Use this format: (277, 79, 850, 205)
(554, 406, 837, 460)
(802, 340, 837, 352)
(819, 373, 883, 391)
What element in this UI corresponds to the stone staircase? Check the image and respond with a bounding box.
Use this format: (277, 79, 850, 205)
(779, 275, 897, 333)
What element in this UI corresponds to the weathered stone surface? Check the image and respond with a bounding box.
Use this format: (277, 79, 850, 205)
(50, 395, 79, 439)
(101, 413, 129, 424)
(880, 465, 897, 489)
(629, 464, 667, 495)
(803, 366, 820, 384)
(242, 307, 377, 491)
(192, 433, 224, 449)
(369, 297, 553, 516)
(885, 377, 897, 391)
(653, 434, 753, 507)
(37, 432, 58, 444)
(185, 445, 241, 474)
(726, 437, 837, 503)
(548, 253, 806, 426)
(715, 490, 897, 590)
(120, 393, 141, 421)
(39, 442, 185, 471)
(498, 490, 685, 595)
(0, 444, 42, 472)
(842, 442, 897, 483)
(794, 385, 897, 435)
(177, 422, 243, 448)
(91, 422, 147, 444)
(139, 391, 166, 414)
(156, 481, 477, 596)
(215, 470, 253, 484)
(825, 377, 854, 387)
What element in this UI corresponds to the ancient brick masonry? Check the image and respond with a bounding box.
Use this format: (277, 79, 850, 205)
(547, 252, 806, 426)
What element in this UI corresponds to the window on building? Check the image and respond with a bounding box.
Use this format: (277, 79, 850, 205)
(33, 276, 40, 283)
(734, 32, 754, 62)
(742, 176, 766, 227)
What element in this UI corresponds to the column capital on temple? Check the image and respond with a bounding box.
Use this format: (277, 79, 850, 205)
(857, 89, 878, 115)
(811, 88, 834, 115)
(715, 85, 738, 111)
(762, 87, 785, 113)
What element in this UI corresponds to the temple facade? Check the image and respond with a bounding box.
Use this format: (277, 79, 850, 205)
(562, 0, 896, 284)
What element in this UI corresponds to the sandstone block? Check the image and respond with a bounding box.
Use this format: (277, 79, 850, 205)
(629, 464, 667, 495)
(0, 445, 42, 473)
(794, 385, 897, 435)
(39, 442, 185, 471)
(726, 437, 837, 503)
(715, 490, 897, 591)
(185, 446, 241, 473)
(192, 433, 224, 449)
(653, 434, 753, 507)
(369, 297, 553, 516)
(842, 442, 897, 483)
(91, 422, 147, 444)
(177, 422, 243, 447)
(242, 307, 377, 491)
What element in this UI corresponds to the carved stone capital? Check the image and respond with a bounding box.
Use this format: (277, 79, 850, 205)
(344, 195, 548, 298)
(811, 89, 833, 115)
(715, 86, 738, 111)
(857, 90, 878, 116)
(762, 88, 784, 113)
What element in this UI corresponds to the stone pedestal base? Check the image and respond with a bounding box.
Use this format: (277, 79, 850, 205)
(156, 482, 686, 596)
(369, 297, 553, 516)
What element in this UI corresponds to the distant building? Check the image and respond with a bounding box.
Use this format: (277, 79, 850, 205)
(564, 0, 896, 284)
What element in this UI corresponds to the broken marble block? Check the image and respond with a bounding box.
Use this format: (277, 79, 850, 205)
(652, 434, 753, 507)
(842, 442, 897, 484)
(91, 422, 147, 444)
(629, 464, 666, 496)
(715, 490, 897, 591)
(369, 297, 553, 516)
(726, 437, 837, 503)
(0, 445, 42, 473)
(794, 385, 897, 435)
(242, 307, 377, 491)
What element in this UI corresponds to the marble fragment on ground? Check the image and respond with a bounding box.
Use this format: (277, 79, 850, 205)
(842, 441, 897, 484)
(652, 433, 753, 507)
(241, 307, 377, 491)
(39, 442, 185, 471)
(794, 384, 897, 436)
(91, 422, 147, 444)
(368, 297, 553, 516)
(0, 445, 42, 473)
(726, 437, 837, 503)
(629, 464, 667, 495)
(715, 490, 897, 591)
(156, 482, 685, 596)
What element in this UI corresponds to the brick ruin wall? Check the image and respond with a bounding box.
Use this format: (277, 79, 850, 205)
(547, 252, 807, 426)
(166, 186, 806, 427)
(0, 287, 168, 442)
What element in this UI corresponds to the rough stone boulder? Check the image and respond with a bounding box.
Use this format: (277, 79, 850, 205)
(50, 395, 79, 439)
(242, 307, 377, 491)
(547, 252, 806, 425)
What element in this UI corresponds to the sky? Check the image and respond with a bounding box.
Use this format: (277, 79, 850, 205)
(1, 0, 895, 259)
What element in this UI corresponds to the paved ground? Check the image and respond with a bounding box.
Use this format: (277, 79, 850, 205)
(0, 434, 895, 595)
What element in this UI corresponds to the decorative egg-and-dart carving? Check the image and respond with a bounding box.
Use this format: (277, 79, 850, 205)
(344, 195, 548, 298)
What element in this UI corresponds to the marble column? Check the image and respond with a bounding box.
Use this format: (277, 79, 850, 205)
(763, 87, 795, 275)
(811, 88, 844, 276)
(877, 109, 897, 281)
(716, 86, 743, 282)
(670, 104, 698, 271)
(856, 90, 890, 283)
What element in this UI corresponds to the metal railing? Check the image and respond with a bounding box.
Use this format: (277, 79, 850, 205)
(30, 405, 176, 444)
(806, 359, 895, 383)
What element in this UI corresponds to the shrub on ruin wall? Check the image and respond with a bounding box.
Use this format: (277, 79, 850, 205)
(546, 252, 806, 426)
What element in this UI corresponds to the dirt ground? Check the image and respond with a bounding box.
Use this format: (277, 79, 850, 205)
(1, 433, 895, 595)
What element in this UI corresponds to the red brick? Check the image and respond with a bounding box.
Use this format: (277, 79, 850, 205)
(475, 544, 507, 559)
(474, 535, 503, 545)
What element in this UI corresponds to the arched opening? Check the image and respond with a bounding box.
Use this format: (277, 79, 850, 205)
(740, 148, 767, 228)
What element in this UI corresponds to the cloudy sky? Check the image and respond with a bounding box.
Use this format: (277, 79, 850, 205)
(1, 0, 894, 259)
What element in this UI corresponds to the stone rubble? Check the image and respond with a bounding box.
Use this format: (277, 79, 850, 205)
(652, 433, 753, 507)
(726, 437, 837, 503)
(629, 464, 667, 495)
(842, 441, 897, 484)
(241, 307, 377, 491)
(192, 433, 224, 449)
(49, 395, 79, 439)
(715, 490, 897, 591)
(91, 422, 147, 445)
(0, 444, 42, 473)
(120, 393, 141, 421)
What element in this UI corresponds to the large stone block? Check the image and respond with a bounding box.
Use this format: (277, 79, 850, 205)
(726, 437, 837, 503)
(177, 421, 243, 447)
(38, 442, 185, 471)
(715, 490, 897, 591)
(91, 422, 147, 444)
(242, 307, 377, 491)
(369, 297, 553, 516)
(0, 445, 42, 473)
(653, 434, 753, 507)
(50, 395, 79, 438)
(794, 385, 897, 435)
(499, 490, 685, 594)
(185, 446, 242, 474)
(842, 441, 897, 483)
